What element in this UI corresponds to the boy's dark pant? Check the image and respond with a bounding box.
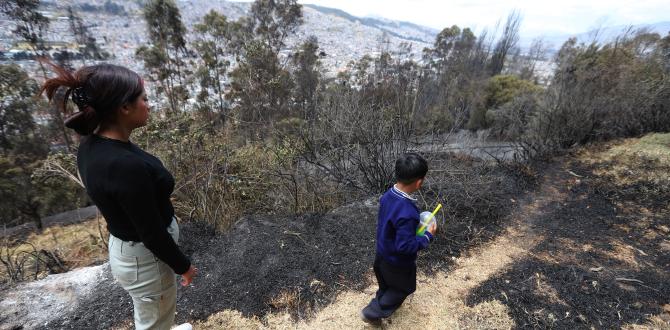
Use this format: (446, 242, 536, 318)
(363, 254, 417, 319)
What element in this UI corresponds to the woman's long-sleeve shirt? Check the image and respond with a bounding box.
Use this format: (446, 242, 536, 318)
(77, 134, 190, 274)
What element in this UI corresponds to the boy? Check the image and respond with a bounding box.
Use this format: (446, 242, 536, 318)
(361, 153, 437, 325)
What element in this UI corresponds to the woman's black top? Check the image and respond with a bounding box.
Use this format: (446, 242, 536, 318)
(77, 134, 190, 274)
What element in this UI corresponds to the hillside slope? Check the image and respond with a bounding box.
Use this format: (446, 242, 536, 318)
(1, 135, 668, 329)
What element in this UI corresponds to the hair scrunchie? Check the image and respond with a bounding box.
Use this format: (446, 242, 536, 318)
(71, 86, 91, 110)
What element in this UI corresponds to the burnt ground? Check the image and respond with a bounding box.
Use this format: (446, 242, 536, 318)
(41, 144, 670, 329)
(466, 155, 670, 328)
(44, 200, 385, 329)
(40, 146, 670, 329)
(44, 157, 531, 329)
(41, 200, 373, 329)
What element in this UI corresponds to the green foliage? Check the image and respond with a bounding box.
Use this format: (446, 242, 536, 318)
(193, 10, 236, 124)
(0, 64, 47, 157)
(484, 74, 541, 110)
(555, 33, 668, 138)
(419, 105, 454, 134)
(466, 106, 489, 131)
(6, 1, 669, 233)
(291, 36, 321, 122)
(472, 74, 541, 132)
(248, 0, 303, 53)
(488, 91, 541, 140)
(0, 152, 86, 228)
(274, 117, 307, 140)
(229, 40, 295, 137)
(422, 12, 524, 134)
(510, 31, 670, 159)
(136, 0, 190, 114)
(227, 0, 303, 139)
(0, 64, 86, 228)
(35, 168, 88, 219)
(425, 25, 477, 75)
(0, 156, 41, 227)
(422, 24, 490, 132)
(2, 1, 76, 151)
(0, 64, 45, 227)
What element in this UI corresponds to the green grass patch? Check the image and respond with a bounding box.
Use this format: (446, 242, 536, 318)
(609, 133, 670, 163)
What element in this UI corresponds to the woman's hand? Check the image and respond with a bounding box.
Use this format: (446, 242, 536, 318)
(180, 265, 197, 286)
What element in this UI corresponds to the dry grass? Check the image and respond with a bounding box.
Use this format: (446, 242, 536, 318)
(195, 310, 265, 329)
(1, 217, 109, 283)
(21, 216, 109, 268)
(623, 314, 670, 330)
(577, 133, 670, 187)
(194, 271, 516, 329)
(268, 287, 301, 313)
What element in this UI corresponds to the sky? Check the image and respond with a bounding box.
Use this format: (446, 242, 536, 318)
(235, 0, 670, 39)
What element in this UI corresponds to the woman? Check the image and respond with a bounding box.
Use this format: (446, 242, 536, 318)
(41, 63, 196, 329)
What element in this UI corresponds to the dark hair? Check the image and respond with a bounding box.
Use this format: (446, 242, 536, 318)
(395, 153, 428, 184)
(40, 61, 144, 135)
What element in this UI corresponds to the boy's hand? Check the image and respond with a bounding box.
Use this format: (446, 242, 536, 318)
(427, 221, 437, 236)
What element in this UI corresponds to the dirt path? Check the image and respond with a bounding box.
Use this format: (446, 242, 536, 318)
(195, 163, 571, 329)
(299, 163, 567, 329)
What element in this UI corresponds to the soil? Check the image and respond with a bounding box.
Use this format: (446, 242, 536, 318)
(44, 199, 382, 328)
(465, 157, 670, 329)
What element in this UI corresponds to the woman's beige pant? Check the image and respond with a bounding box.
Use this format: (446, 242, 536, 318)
(108, 218, 179, 330)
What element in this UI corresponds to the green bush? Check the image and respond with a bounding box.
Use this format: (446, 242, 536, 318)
(484, 74, 541, 109)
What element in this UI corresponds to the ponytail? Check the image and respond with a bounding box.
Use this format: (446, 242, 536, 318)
(40, 60, 101, 135)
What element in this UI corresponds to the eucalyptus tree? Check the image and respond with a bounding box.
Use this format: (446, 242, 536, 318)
(136, 0, 190, 114)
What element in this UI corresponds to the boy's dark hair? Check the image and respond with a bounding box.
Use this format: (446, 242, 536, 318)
(395, 153, 428, 184)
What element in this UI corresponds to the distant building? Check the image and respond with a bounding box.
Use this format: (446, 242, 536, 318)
(7, 41, 84, 60)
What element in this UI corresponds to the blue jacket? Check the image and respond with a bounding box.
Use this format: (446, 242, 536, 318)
(376, 186, 433, 267)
